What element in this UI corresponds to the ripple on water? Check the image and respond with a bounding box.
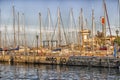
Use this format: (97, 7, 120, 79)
(0, 63, 119, 80)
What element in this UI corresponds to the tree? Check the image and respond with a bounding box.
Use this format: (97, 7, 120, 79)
(114, 37, 120, 46)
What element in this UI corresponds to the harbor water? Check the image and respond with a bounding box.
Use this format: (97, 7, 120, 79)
(0, 63, 120, 80)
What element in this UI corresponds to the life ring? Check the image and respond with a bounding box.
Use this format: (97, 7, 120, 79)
(60, 58, 63, 64)
(62, 58, 66, 64)
(60, 58, 66, 64)
(53, 57, 57, 64)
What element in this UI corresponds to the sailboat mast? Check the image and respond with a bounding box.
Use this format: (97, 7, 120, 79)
(18, 12, 20, 46)
(39, 12, 42, 47)
(78, 16, 81, 47)
(48, 9, 51, 30)
(70, 8, 72, 44)
(48, 8, 51, 48)
(103, 0, 112, 37)
(70, 8, 73, 43)
(92, 9, 94, 52)
(58, 8, 61, 47)
(0, 9, 1, 48)
(4, 25, 7, 48)
(81, 8, 83, 31)
(22, 13, 27, 53)
(13, 6, 16, 47)
(102, 0, 106, 40)
(85, 19, 87, 28)
(80, 8, 84, 46)
(119, 0, 120, 34)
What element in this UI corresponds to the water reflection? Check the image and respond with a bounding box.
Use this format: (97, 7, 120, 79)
(0, 62, 120, 80)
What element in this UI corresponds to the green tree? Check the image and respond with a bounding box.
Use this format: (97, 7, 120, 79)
(114, 37, 120, 46)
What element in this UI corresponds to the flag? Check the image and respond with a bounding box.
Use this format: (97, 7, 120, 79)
(101, 17, 105, 25)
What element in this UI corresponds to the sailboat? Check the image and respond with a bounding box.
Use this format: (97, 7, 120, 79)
(0, 9, 2, 51)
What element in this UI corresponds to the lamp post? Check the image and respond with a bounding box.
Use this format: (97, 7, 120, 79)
(116, 29, 119, 37)
(36, 35, 39, 55)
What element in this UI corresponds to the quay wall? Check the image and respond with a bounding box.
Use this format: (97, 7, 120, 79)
(0, 55, 119, 68)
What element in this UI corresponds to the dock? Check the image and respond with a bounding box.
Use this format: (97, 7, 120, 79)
(0, 54, 120, 68)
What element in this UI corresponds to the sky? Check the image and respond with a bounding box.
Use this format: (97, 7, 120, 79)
(0, 0, 119, 35)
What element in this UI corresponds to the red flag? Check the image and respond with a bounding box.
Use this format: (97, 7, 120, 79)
(101, 17, 105, 25)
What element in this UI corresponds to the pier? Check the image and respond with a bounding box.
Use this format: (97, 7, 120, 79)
(0, 54, 120, 68)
